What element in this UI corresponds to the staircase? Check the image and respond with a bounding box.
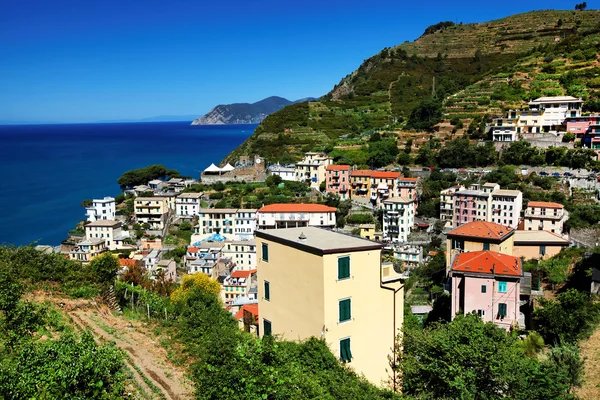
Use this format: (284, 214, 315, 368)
(103, 285, 122, 313)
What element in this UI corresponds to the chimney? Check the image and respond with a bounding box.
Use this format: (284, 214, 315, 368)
(298, 232, 307, 244)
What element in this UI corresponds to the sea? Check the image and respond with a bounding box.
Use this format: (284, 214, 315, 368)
(0, 122, 256, 246)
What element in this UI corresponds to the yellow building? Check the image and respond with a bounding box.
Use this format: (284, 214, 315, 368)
(350, 170, 373, 200)
(68, 238, 107, 264)
(134, 196, 170, 230)
(446, 221, 515, 270)
(357, 224, 376, 240)
(513, 230, 569, 261)
(256, 227, 404, 387)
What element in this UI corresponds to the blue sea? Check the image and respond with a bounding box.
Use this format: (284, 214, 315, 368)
(0, 122, 255, 246)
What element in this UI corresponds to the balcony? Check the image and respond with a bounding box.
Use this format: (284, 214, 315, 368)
(524, 211, 563, 220)
(340, 186, 348, 192)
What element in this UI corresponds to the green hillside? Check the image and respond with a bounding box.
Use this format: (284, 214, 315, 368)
(224, 10, 600, 164)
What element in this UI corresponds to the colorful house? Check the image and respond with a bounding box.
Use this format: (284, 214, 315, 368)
(350, 170, 373, 200)
(256, 203, 336, 230)
(523, 201, 569, 237)
(512, 230, 569, 261)
(325, 165, 351, 199)
(370, 171, 401, 207)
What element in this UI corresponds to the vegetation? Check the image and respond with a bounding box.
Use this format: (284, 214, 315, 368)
(117, 164, 183, 190)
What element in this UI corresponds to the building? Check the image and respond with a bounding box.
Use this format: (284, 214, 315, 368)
(396, 177, 420, 208)
(155, 259, 177, 281)
(370, 171, 401, 207)
(134, 197, 170, 231)
(222, 269, 256, 304)
(440, 185, 465, 229)
(452, 189, 493, 228)
(446, 221, 515, 269)
(175, 193, 204, 219)
(235, 303, 259, 334)
(166, 178, 186, 193)
(357, 224, 376, 240)
(325, 165, 351, 199)
(450, 250, 524, 330)
(393, 245, 424, 268)
(512, 230, 569, 260)
(68, 238, 108, 264)
(256, 227, 405, 386)
(350, 170, 373, 200)
(382, 197, 415, 243)
(195, 208, 237, 240)
(235, 209, 257, 240)
(256, 204, 336, 230)
(186, 242, 224, 275)
(523, 201, 568, 236)
(84, 220, 126, 251)
(223, 240, 257, 271)
(294, 152, 333, 190)
(490, 189, 522, 229)
(269, 164, 297, 181)
(85, 197, 116, 222)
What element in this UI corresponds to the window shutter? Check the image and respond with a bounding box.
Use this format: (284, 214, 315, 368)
(263, 319, 272, 336)
(262, 243, 269, 262)
(339, 299, 351, 322)
(264, 281, 270, 301)
(498, 303, 507, 318)
(481, 285, 486, 293)
(338, 257, 350, 279)
(340, 338, 352, 362)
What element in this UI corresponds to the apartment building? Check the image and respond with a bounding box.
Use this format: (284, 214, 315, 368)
(222, 240, 257, 271)
(325, 165, 351, 199)
(350, 170, 373, 200)
(393, 245, 423, 268)
(84, 220, 130, 251)
(513, 230, 569, 261)
(440, 185, 465, 229)
(396, 177, 420, 207)
(269, 164, 297, 181)
(68, 238, 107, 264)
(523, 201, 568, 236)
(195, 208, 237, 240)
(134, 196, 170, 230)
(382, 197, 415, 243)
(490, 190, 522, 229)
(235, 209, 257, 240)
(294, 152, 333, 190)
(256, 227, 405, 386)
(222, 269, 256, 304)
(370, 171, 401, 207)
(256, 204, 336, 230)
(175, 192, 204, 219)
(85, 197, 115, 222)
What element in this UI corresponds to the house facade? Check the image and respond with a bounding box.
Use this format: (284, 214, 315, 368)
(134, 197, 170, 230)
(396, 177, 420, 208)
(256, 227, 405, 386)
(512, 230, 569, 260)
(490, 190, 522, 229)
(350, 170, 373, 200)
(294, 152, 333, 189)
(382, 198, 415, 243)
(68, 238, 108, 264)
(450, 251, 524, 330)
(523, 201, 568, 236)
(440, 185, 465, 229)
(175, 193, 204, 218)
(85, 197, 116, 222)
(269, 164, 297, 181)
(256, 204, 336, 230)
(235, 209, 257, 240)
(84, 220, 126, 251)
(195, 208, 237, 240)
(223, 240, 257, 271)
(222, 269, 255, 304)
(370, 171, 401, 207)
(325, 165, 351, 199)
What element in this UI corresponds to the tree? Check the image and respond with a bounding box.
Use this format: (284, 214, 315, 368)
(171, 274, 221, 305)
(89, 253, 120, 286)
(120, 261, 147, 286)
(405, 99, 443, 131)
(265, 174, 282, 187)
(575, 2, 587, 10)
(367, 140, 399, 168)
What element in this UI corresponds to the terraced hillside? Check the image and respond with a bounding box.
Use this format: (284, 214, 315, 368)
(224, 10, 600, 164)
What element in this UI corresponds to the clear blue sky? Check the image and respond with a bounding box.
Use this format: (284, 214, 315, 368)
(0, 0, 588, 123)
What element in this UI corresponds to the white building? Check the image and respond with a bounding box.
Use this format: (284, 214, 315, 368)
(294, 152, 333, 189)
(523, 201, 569, 237)
(235, 209, 257, 240)
(490, 189, 523, 229)
(382, 198, 415, 243)
(222, 240, 257, 271)
(269, 164, 297, 181)
(84, 220, 129, 251)
(256, 203, 336, 230)
(440, 185, 464, 229)
(393, 245, 424, 268)
(134, 197, 170, 230)
(175, 192, 204, 219)
(85, 197, 116, 222)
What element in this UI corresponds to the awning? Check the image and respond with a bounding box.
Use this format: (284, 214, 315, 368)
(204, 163, 222, 173)
(221, 163, 235, 172)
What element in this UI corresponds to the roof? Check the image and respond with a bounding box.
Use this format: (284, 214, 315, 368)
(256, 227, 382, 255)
(258, 203, 336, 213)
(187, 246, 199, 252)
(451, 251, 522, 277)
(135, 197, 166, 202)
(527, 201, 564, 209)
(177, 192, 203, 199)
(371, 171, 400, 179)
(384, 197, 413, 204)
(157, 259, 175, 266)
(531, 96, 582, 103)
(224, 239, 256, 246)
(492, 189, 521, 197)
(448, 221, 514, 241)
(482, 182, 499, 187)
(231, 269, 256, 278)
(85, 220, 121, 228)
(204, 163, 223, 172)
(455, 190, 491, 197)
(411, 305, 433, 314)
(119, 259, 137, 267)
(513, 230, 569, 245)
(351, 170, 374, 177)
(198, 208, 238, 213)
(326, 164, 351, 171)
(234, 304, 259, 321)
(237, 209, 258, 213)
(78, 238, 106, 246)
(398, 177, 419, 182)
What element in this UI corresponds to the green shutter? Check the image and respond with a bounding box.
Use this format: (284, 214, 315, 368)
(338, 257, 350, 280)
(263, 319, 272, 336)
(339, 299, 351, 322)
(262, 243, 269, 262)
(498, 281, 507, 293)
(264, 281, 270, 301)
(340, 338, 352, 362)
(483, 242, 490, 250)
(481, 285, 486, 293)
(498, 303, 507, 317)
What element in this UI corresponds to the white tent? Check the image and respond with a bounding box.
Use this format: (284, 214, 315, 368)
(204, 163, 223, 173)
(221, 163, 235, 172)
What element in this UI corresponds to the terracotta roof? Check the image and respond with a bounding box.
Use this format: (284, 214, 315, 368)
(351, 170, 374, 177)
(235, 303, 259, 321)
(371, 171, 401, 179)
(527, 201, 564, 209)
(119, 259, 137, 267)
(231, 269, 256, 278)
(448, 220, 514, 240)
(451, 250, 522, 277)
(326, 165, 351, 171)
(258, 203, 336, 213)
(187, 246, 199, 252)
(398, 177, 419, 182)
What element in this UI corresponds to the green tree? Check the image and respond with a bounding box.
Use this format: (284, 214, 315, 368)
(406, 99, 443, 131)
(265, 174, 283, 187)
(367, 140, 399, 168)
(89, 253, 120, 286)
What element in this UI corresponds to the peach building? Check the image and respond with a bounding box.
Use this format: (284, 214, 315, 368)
(523, 201, 568, 237)
(325, 165, 351, 199)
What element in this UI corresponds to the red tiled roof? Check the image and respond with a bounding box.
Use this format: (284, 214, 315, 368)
(527, 201, 564, 209)
(371, 171, 401, 179)
(399, 177, 419, 182)
(119, 259, 137, 267)
(448, 220, 514, 240)
(235, 303, 259, 321)
(231, 269, 256, 278)
(351, 170, 374, 177)
(258, 203, 336, 213)
(326, 165, 351, 171)
(451, 250, 522, 277)
(187, 246, 199, 252)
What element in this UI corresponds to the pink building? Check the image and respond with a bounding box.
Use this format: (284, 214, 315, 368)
(396, 177, 420, 209)
(565, 115, 600, 138)
(370, 171, 401, 206)
(452, 190, 491, 228)
(325, 165, 351, 199)
(450, 251, 524, 330)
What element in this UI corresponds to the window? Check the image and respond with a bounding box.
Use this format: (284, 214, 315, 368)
(498, 303, 507, 318)
(498, 281, 507, 293)
(264, 281, 270, 301)
(340, 338, 352, 362)
(481, 285, 487, 293)
(483, 242, 490, 251)
(338, 256, 350, 280)
(477, 309, 485, 317)
(263, 319, 272, 336)
(339, 298, 351, 322)
(540, 245, 546, 256)
(262, 243, 269, 262)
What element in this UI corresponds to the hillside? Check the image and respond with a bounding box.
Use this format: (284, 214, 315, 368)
(191, 96, 313, 125)
(224, 10, 600, 164)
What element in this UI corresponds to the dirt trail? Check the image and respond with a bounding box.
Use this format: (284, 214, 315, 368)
(576, 327, 600, 400)
(44, 295, 194, 400)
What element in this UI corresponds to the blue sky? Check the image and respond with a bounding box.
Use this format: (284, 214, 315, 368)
(0, 0, 590, 123)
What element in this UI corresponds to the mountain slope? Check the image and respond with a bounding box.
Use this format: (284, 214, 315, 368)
(192, 96, 310, 125)
(223, 10, 600, 164)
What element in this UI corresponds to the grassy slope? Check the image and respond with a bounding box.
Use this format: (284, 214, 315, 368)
(224, 10, 600, 164)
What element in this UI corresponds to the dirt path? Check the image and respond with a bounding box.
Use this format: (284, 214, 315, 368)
(576, 327, 600, 399)
(45, 295, 194, 400)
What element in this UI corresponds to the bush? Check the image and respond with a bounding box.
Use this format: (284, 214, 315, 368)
(346, 213, 375, 224)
